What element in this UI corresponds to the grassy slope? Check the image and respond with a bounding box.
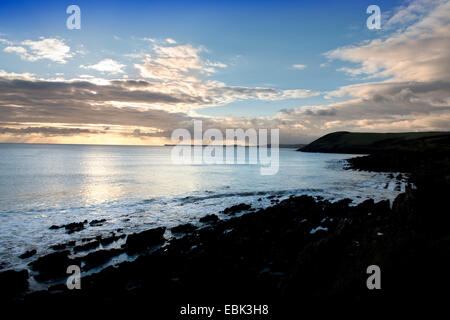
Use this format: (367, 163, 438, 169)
(299, 131, 450, 154)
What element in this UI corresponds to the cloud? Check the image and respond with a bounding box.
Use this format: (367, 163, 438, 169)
(273, 0, 450, 137)
(132, 42, 319, 107)
(2, 37, 72, 63)
(292, 64, 307, 70)
(165, 38, 177, 44)
(385, 0, 439, 28)
(0, 69, 34, 80)
(2, 1, 449, 146)
(81, 59, 126, 74)
(325, 0, 450, 82)
(134, 43, 212, 81)
(0, 126, 103, 136)
(141, 37, 156, 43)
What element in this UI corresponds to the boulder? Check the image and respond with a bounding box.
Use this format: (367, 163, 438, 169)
(19, 249, 37, 259)
(200, 214, 219, 223)
(29, 250, 75, 281)
(89, 219, 106, 226)
(171, 223, 197, 234)
(223, 203, 251, 215)
(124, 227, 166, 253)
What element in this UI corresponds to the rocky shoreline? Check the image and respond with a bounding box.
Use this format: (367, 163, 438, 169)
(1, 152, 449, 314)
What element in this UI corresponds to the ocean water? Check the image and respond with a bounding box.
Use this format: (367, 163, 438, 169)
(0, 144, 406, 271)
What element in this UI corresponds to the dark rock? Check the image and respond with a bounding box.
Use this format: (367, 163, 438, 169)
(124, 227, 166, 253)
(19, 249, 36, 259)
(373, 199, 391, 215)
(51, 244, 65, 250)
(0, 269, 28, 298)
(82, 249, 124, 269)
(200, 214, 219, 223)
(64, 222, 86, 234)
(99, 234, 121, 246)
(223, 203, 252, 215)
(49, 221, 87, 233)
(171, 223, 197, 234)
(74, 240, 100, 252)
(356, 198, 375, 212)
(29, 250, 75, 281)
(89, 219, 106, 226)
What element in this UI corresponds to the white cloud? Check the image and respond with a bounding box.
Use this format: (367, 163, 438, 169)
(0, 69, 35, 80)
(3, 37, 72, 63)
(292, 64, 307, 70)
(81, 59, 126, 74)
(385, 0, 439, 28)
(165, 38, 177, 44)
(325, 0, 450, 82)
(132, 41, 319, 108)
(141, 37, 156, 43)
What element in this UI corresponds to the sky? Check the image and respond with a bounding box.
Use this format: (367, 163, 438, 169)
(0, 0, 449, 145)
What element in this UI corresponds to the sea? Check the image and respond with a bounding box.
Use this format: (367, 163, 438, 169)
(0, 143, 406, 272)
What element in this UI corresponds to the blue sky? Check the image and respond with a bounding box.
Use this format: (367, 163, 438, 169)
(0, 0, 396, 114)
(0, 0, 448, 144)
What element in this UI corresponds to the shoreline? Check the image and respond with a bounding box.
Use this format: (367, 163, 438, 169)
(1, 151, 448, 312)
(0, 155, 406, 274)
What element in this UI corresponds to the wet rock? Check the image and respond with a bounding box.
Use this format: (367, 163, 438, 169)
(200, 214, 219, 223)
(332, 198, 353, 208)
(74, 240, 100, 252)
(223, 203, 252, 215)
(19, 249, 37, 259)
(49, 221, 87, 234)
(89, 219, 106, 226)
(0, 269, 28, 298)
(373, 199, 391, 215)
(51, 243, 66, 250)
(356, 198, 375, 212)
(30, 250, 75, 281)
(124, 227, 166, 253)
(99, 233, 121, 246)
(65, 221, 86, 234)
(171, 223, 197, 234)
(82, 249, 124, 269)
